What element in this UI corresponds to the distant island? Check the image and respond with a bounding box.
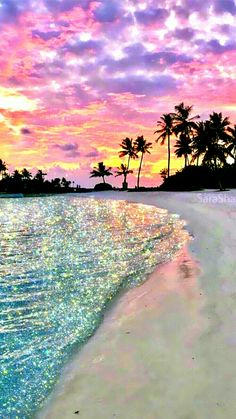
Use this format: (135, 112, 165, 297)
(1, 103, 236, 194)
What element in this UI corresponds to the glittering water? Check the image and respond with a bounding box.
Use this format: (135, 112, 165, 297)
(0, 195, 188, 418)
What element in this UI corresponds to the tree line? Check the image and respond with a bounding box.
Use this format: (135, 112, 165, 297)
(0, 165, 75, 194)
(1, 102, 236, 193)
(90, 102, 236, 190)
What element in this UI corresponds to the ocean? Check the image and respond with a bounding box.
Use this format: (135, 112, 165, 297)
(0, 195, 188, 418)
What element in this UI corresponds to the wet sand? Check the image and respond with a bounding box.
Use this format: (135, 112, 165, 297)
(39, 190, 236, 419)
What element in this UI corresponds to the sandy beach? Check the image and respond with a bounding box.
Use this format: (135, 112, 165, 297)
(39, 190, 236, 419)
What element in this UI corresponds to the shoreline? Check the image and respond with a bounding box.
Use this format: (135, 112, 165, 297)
(39, 190, 236, 419)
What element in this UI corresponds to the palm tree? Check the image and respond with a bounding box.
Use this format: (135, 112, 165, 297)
(51, 178, 61, 189)
(115, 163, 133, 190)
(207, 112, 231, 190)
(173, 103, 200, 165)
(119, 137, 138, 170)
(90, 162, 113, 184)
(0, 159, 7, 180)
(173, 103, 200, 136)
(34, 169, 47, 183)
(134, 136, 152, 189)
(209, 112, 231, 144)
(191, 121, 210, 166)
(227, 125, 236, 164)
(175, 134, 192, 167)
(61, 177, 71, 189)
(21, 168, 32, 180)
(154, 113, 174, 178)
(160, 168, 168, 182)
(13, 170, 23, 181)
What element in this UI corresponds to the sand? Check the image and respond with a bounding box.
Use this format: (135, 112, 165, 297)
(39, 190, 236, 419)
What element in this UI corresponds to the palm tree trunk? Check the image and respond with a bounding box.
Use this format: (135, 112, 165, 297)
(167, 133, 170, 177)
(214, 158, 223, 191)
(127, 155, 131, 171)
(123, 174, 128, 191)
(137, 153, 144, 189)
(102, 175, 105, 183)
(184, 155, 187, 168)
(196, 156, 199, 166)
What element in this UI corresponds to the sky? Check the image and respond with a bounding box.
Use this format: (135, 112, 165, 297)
(0, 0, 236, 187)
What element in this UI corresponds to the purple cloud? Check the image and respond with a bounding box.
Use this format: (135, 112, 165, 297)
(173, 27, 195, 40)
(214, 0, 236, 14)
(44, 0, 80, 13)
(100, 46, 192, 73)
(32, 30, 61, 41)
(199, 38, 236, 54)
(92, 74, 178, 96)
(55, 143, 78, 151)
(66, 151, 81, 158)
(135, 7, 169, 25)
(21, 128, 32, 135)
(63, 40, 102, 55)
(85, 149, 100, 158)
(93, 1, 120, 22)
(0, 0, 30, 23)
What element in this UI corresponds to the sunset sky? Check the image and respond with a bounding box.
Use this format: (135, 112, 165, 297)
(0, 0, 236, 187)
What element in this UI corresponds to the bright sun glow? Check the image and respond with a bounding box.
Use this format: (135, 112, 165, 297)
(0, 88, 38, 112)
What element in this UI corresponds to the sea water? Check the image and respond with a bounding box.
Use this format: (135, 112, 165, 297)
(0, 195, 188, 418)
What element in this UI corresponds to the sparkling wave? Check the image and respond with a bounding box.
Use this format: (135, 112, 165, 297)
(0, 196, 188, 418)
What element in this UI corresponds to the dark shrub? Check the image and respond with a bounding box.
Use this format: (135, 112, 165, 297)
(94, 183, 113, 191)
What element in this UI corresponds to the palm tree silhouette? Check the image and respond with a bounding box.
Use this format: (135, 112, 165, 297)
(115, 163, 133, 190)
(174, 103, 200, 136)
(134, 136, 152, 189)
(0, 159, 7, 180)
(21, 168, 32, 180)
(155, 113, 174, 178)
(90, 162, 113, 184)
(191, 121, 210, 166)
(119, 137, 138, 170)
(227, 125, 236, 164)
(173, 103, 200, 166)
(204, 112, 230, 190)
(175, 134, 192, 167)
(34, 169, 47, 182)
(209, 112, 231, 143)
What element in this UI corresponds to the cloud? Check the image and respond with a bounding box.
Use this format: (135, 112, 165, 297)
(66, 151, 81, 158)
(199, 38, 236, 54)
(100, 45, 192, 73)
(0, 0, 30, 23)
(43, 0, 81, 13)
(63, 39, 102, 55)
(93, 1, 121, 22)
(173, 27, 195, 40)
(21, 127, 32, 135)
(85, 149, 100, 158)
(182, 0, 210, 12)
(94, 74, 178, 96)
(55, 143, 78, 151)
(32, 30, 61, 41)
(214, 0, 236, 15)
(134, 7, 169, 25)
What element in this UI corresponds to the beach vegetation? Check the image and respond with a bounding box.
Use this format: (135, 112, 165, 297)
(3, 104, 236, 193)
(134, 135, 152, 189)
(155, 113, 174, 178)
(0, 159, 7, 180)
(115, 163, 133, 190)
(90, 162, 113, 184)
